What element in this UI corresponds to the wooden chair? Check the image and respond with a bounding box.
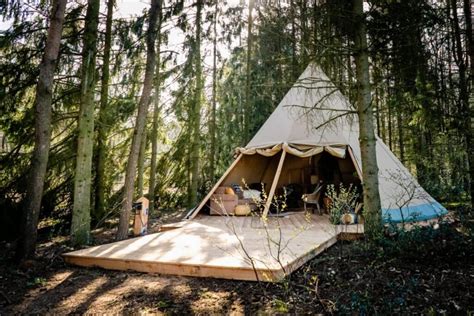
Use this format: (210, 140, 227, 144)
(302, 182, 324, 214)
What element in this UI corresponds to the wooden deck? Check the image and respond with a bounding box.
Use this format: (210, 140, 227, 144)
(63, 213, 364, 282)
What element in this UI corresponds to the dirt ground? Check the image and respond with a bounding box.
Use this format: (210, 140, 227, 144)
(1, 212, 473, 314)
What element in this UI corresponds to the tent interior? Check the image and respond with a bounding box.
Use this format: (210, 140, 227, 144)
(198, 148, 363, 216)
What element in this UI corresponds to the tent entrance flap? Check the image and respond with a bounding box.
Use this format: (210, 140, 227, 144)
(188, 146, 361, 219)
(347, 146, 363, 181)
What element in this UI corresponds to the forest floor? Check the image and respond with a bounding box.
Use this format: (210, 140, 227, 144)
(0, 209, 473, 314)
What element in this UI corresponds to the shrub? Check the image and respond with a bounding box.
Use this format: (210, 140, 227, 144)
(325, 183, 359, 225)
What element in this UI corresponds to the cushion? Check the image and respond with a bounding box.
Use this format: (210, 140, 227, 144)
(224, 187, 235, 195)
(243, 189, 261, 202)
(234, 204, 251, 216)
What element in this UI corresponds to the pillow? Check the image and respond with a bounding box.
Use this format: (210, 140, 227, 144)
(243, 189, 262, 202)
(234, 204, 251, 216)
(224, 187, 235, 195)
(231, 183, 244, 198)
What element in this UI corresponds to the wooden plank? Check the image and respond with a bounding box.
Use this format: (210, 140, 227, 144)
(188, 153, 243, 219)
(160, 221, 188, 232)
(64, 214, 362, 282)
(63, 254, 280, 282)
(262, 151, 287, 218)
(283, 235, 338, 275)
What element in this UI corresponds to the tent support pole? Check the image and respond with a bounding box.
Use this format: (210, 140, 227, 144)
(348, 146, 363, 182)
(262, 150, 287, 218)
(188, 153, 244, 219)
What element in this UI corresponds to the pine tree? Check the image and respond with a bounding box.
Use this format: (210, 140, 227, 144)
(209, 0, 218, 183)
(16, 0, 67, 260)
(189, 0, 203, 207)
(244, 0, 254, 144)
(94, 0, 115, 222)
(148, 22, 162, 215)
(117, 0, 161, 240)
(71, 0, 101, 246)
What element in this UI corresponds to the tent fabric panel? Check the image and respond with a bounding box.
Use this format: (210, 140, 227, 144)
(341, 134, 447, 223)
(276, 154, 311, 188)
(336, 156, 361, 186)
(260, 152, 285, 191)
(237, 142, 346, 159)
(236, 143, 284, 157)
(382, 201, 448, 223)
(245, 64, 356, 149)
(187, 154, 244, 219)
(222, 154, 272, 188)
(363, 138, 447, 222)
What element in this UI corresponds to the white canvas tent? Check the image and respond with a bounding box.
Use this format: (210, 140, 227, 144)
(188, 63, 447, 223)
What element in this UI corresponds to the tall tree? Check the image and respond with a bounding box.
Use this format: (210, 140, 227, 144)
(148, 16, 163, 215)
(209, 0, 218, 183)
(463, 0, 474, 204)
(137, 129, 148, 197)
(116, 0, 161, 240)
(16, 0, 67, 260)
(451, 0, 474, 205)
(466, 0, 474, 82)
(353, 0, 382, 239)
(244, 0, 254, 144)
(71, 0, 101, 245)
(94, 0, 115, 221)
(188, 0, 203, 207)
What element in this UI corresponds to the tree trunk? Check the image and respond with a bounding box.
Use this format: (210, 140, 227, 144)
(189, 0, 203, 207)
(451, 0, 474, 204)
(290, 0, 298, 79)
(387, 81, 393, 150)
(209, 0, 218, 183)
(71, 0, 101, 246)
(463, 0, 474, 204)
(116, 0, 160, 240)
(148, 16, 162, 215)
(16, 0, 67, 260)
(300, 0, 309, 66)
(93, 0, 115, 222)
(352, 0, 382, 239)
(397, 105, 404, 163)
(465, 0, 473, 81)
(137, 129, 148, 197)
(312, 0, 319, 57)
(244, 0, 254, 144)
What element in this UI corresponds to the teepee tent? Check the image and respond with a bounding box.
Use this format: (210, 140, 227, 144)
(188, 63, 447, 223)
